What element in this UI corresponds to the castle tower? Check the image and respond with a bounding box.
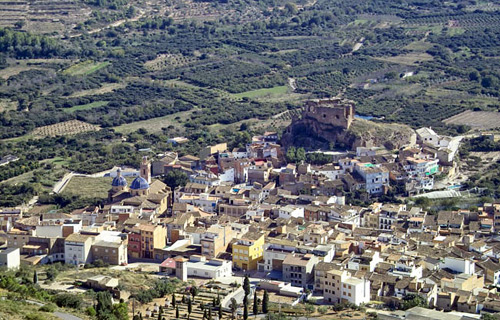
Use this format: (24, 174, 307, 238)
(140, 156, 151, 184)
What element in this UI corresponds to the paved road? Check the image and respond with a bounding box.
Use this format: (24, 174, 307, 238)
(52, 171, 75, 193)
(26, 299, 83, 320)
(54, 311, 83, 320)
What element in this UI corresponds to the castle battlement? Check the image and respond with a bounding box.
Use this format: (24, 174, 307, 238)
(303, 98, 355, 130)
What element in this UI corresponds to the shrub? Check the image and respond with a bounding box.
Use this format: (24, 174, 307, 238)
(86, 306, 97, 316)
(25, 314, 47, 320)
(39, 303, 56, 312)
(53, 293, 83, 309)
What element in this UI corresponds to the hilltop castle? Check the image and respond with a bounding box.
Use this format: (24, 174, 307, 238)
(281, 98, 356, 149)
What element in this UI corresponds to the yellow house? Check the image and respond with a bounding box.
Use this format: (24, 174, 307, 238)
(232, 232, 264, 271)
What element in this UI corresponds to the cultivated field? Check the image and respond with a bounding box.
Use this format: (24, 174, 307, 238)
(443, 110, 500, 130)
(145, 53, 197, 71)
(67, 82, 126, 98)
(32, 120, 100, 137)
(62, 176, 134, 199)
(114, 109, 196, 134)
(374, 52, 434, 66)
(62, 60, 110, 76)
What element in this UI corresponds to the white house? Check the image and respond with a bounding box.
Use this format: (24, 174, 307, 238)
(178, 193, 218, 213)
(0, 248, 20, 270)
(64, 233, 94, 266)
(278, 205, 304, 219)
(342, 276, 371, 306)
(218, 168, 235, 183)
(416, 127, 440, 146)
(439, 257, 475, 275)
(186, 255, 232, 279)
(323, 269, 370, 306)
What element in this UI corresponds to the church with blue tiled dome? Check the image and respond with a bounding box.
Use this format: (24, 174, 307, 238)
(111, 169, 128, 187)
(130, 176, 150, 193)
(108, 157, 172, 215)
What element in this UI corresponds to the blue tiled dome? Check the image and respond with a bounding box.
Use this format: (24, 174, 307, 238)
(130, 176, 150, 190)
(112, 175, 127, 187)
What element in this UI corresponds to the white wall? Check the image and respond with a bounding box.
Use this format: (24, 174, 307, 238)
(36, 225, 63, 238)
(0, 248, 20, 270)
(440, 257, 475, 275)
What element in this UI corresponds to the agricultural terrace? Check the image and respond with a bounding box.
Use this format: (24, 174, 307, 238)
(32, 120, 100, 137)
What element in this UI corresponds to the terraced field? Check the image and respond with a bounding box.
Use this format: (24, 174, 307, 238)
(0, 0, 91, 31)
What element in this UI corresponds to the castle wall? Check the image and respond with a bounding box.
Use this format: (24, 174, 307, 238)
(304, 99, 355, 129)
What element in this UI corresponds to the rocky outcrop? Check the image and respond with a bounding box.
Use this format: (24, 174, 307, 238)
(281, 117, 416, 151)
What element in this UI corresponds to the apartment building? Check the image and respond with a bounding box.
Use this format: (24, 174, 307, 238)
(201, 225, 233, 259)
(354, 163, 389, 195)
(64, 233, 95, 266)
(323, 269, 370, 306)
(127, 224, 166, 259)
(232, 232, 264, 271)
(282, 253, 319, 288)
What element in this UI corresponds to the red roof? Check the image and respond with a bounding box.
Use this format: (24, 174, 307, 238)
(160, 258, 176, 269)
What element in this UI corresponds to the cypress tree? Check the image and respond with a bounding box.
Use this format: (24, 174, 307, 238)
(262, 290, 269, 314)
(243, 300, 248, 320)
(253, 291, 258, 315)
(243, 275, 250, 298)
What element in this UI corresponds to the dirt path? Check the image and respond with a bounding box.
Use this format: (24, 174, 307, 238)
(70, 10, 146, 38)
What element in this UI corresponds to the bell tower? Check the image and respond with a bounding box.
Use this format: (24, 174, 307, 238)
(140, 156, 151, 183)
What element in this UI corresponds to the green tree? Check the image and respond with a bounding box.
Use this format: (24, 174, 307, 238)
(243, 275, 251, 298)
(317, 306, 328, 315)
(296, 147, 306, 163)
(230, 298, 238, 320)
(305, 304, 315, 314)
(158, 306, 163, 320)
(243, 299, 248, 320)
(96, 291, 114, 319)
(401, 294, 428, 310)
(469, 70, 481, 82)
(286, 147, 296, 163)
(262, 290, 269, 314)
(190, 286, 199, 302)
(163, 170, 189, 190)
(46, 265, 58, 281)
(253, 291, 258, 315)
(113, 302, 129, 320)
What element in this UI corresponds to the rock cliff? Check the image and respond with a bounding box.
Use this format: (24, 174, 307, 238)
(281, 116, 416, 151)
